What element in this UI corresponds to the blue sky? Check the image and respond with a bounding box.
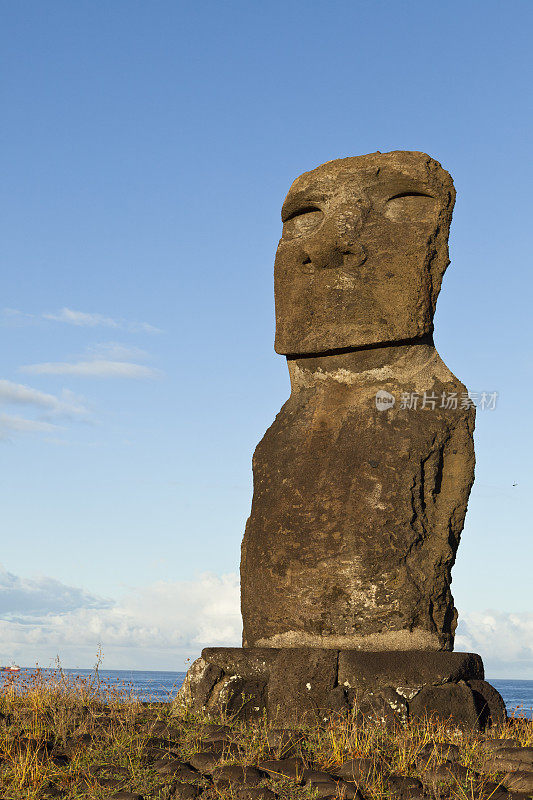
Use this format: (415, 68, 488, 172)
(0, 0, 531, 677)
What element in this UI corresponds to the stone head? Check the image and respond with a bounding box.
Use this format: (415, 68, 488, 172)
(274, 151, 455, 355)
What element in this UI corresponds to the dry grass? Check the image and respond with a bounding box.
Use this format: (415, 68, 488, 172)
(0, 667, 531, 800)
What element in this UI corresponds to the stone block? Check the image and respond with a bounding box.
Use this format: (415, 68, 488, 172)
(409, 682, 480, 727)
(173, 657, 222, 713)
(207, 674, 266, 720)
(468, 679, 507, 726)
(267, 648, 345, 723)
(202, 647, 277, 678)
(338, 650, 484, 695)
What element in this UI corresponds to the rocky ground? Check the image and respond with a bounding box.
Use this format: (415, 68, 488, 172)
(0, 671, 532, 800)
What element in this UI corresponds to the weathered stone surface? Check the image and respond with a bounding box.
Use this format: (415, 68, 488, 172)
(274, 152, 455, 355)
(332, 757, 380, 781)
(174, 647, 503, 730)
(202, 732, 236, 745)
(211, 765, 264, 786)
(482, 750, 533, 774)
(198, 740, 242, 757)
(169, 785, 201, 800)
(305, 778, 360, 798)
(207, 674, 266, 720)
(202, 647, 277, 678)
(468, 680, 508, 726)
(501, 772, 533, 793)
(506, 793, 532, 800)
(339, 651, 483, 692)
(241, 154, 474, 650)
(187, 751, 224, 773)
(492, 747, 533, 765)
(303, 770, 339, 782)
(481, 739, 519, 751)
(201, 723, 231, 735)
(385, 775, 423, 798)
(241, 341, 475, 650)
(349, 687, 408, 726)
(421, 762, 470, 787)
(409, 683, 480, 727)
(153, 760, 198, 778)
(173, 657, 222, 713)
(417, 741, 460, 762)
(112, 794, 144, 800)
(484, 758, 531, 774)
(172, 653, 267, 719)
(267, 648, 344, 723)
(235, 790, 278, 800)
(258, 757, 306, 780)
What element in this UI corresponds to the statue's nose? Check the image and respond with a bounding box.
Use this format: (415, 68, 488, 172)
(302, 202, 368, 270)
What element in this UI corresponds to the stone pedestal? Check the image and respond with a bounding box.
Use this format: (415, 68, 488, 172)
(174, 648, 506, 730)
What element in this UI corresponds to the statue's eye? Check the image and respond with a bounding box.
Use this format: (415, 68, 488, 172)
(282, 207, 323, 238)
(384, 191, 437, 223)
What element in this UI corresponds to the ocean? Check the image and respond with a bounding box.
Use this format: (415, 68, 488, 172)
(5, 669, 531, 719)
(491, 679, 533, 720)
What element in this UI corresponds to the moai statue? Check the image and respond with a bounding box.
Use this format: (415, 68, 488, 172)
(241, 151, 474, 652)
(175, 152, 505, 728)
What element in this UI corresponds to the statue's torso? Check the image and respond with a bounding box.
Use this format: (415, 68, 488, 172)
(241, 343, 475, 651)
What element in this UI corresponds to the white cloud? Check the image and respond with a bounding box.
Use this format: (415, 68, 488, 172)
(456, 610, 533, 679)
(0, 379, 89, 418)
(2, 307, 161, 333)
(0, 380, 91, 441)
(44, 308, 120, 328)
(0, 570, 240, 670)
(20, 360, 161, 379)
(0, 565, 110, 617)
(1, 308, 38, 326)
(43, 308, 161, 334)
(87, 342, 149, 362)
(0, 414, 62, 439)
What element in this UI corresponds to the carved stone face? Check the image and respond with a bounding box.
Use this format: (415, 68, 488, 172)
(274, 151, 455, 355)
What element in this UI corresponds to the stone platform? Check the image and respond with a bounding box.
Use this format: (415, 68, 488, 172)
(173, 648, 506, 730)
